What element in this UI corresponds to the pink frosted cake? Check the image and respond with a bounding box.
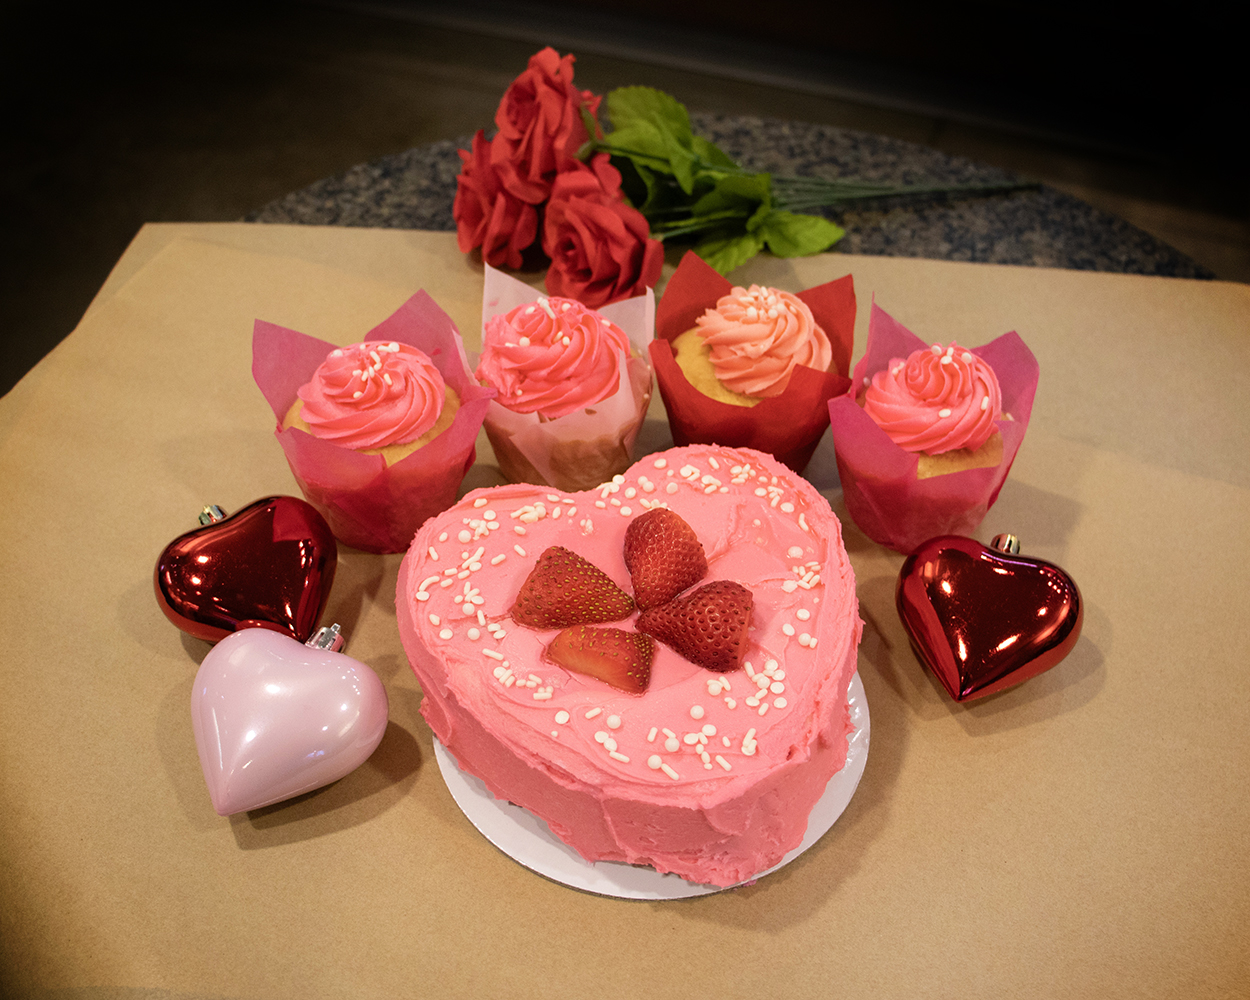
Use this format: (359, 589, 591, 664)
(396, 445, 862, 887)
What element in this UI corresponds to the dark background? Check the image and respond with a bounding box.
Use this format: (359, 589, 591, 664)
(1, 0, 1241, 397)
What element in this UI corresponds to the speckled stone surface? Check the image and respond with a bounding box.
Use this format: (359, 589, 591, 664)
(248, 113, 1213, 279)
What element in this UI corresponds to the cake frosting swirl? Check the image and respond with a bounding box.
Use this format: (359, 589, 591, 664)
(296, 340, 447, 449)
(397, 445, 862, 887)
(862, 342, 1002, 455)
(693, 284, 832, 398)
(476, 296, 631, 418)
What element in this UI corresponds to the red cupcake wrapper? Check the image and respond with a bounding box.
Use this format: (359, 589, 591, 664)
(651, 251, 855, 473)
(253, 292, 497, 553)
(827, 301, 1039, 554)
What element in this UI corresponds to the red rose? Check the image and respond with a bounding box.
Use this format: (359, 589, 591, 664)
(542, 155, 664, 308)
(491, 47, 602, 204)
(453, 130, 539, 270)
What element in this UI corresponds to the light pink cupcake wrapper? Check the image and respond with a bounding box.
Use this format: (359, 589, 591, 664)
(253, 291, 496, 553)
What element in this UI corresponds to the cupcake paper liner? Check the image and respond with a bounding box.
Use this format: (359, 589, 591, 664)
(650, 251, 855, 474)
(827, 302, 1039, 554)
(477, 264, 654, 491)
(253, 291, 496, 553)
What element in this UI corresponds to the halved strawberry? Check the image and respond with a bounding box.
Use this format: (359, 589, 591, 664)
(511, 546, 635, 629)
(623, 507, 708, 609)
(636, 580, 753, 672)
(546, 625, 654, 693)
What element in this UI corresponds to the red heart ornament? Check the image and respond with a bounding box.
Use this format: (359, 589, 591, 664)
(155, 496, 337, 643)
(896, 534, 1083, 702)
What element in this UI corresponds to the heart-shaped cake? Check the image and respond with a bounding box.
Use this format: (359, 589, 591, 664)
(155, 495, 337, 643)
(396, 445, 862, 887)
(191, 627, 389, 815)
(896, 534, 1083, 701)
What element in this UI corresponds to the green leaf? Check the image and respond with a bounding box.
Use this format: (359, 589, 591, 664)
(690, 134, 741, 171)
(607, 86, 692, 141)
(694, 230, 766, 275)
(690, 173, 772, 218)
(756, 210, 846, 257)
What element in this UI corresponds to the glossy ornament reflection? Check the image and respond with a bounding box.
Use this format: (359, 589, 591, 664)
(191, 626, 389, 815)
(155, 495, 337, 643)
(896, 533, 1083, 702)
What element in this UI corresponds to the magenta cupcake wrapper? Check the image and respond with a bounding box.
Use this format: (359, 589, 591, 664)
(827, 302, 1039, 554)
(253, 291, 497, 553)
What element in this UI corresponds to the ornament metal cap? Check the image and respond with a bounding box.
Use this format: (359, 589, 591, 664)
(306, 623, 345, 652)
(990, 533, 1021, 554)
(199, 505, 227, 525)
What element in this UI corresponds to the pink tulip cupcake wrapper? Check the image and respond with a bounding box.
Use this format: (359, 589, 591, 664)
(827, 301, 1039, 554)
(651, 251, 856, 474)
(477, 264, 655, 486)
(253, 291, 496, 554)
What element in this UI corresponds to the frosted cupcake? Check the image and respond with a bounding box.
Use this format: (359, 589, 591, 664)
(254, 291, 496, 553)
(652, 251, 854, 473)
(827, 302, 1038, 554)
(475, 264, 653, 492)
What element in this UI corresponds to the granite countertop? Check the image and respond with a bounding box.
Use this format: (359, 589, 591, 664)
(248, 113, 1212, 279)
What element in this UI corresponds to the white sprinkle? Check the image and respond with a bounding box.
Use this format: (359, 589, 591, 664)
(940, 355, 952, 365)
(458, 529, 472, 543)
(939, 408, 952, 418)
(689, 705, 705, 720)
(514, 525, 526, 535)
(787, 545, 804, 558)
(653, 458, 667, 468)
(624, 487, 637, 499)
(491, 553, 506, 566)
(620, 507, 631, 517)
(701, 724, 717, 736)
(647, 755, 662, 770)
(724, 697, 736, 709)
(716, 755, 732, 771)
(782, 624, 795, 636)
(660, 763, 680, 780)
(799, 512, 809, 533)
(519, 336, 530, 346)
(604, 738, 619, 753)
(665, 737, 680, 752)
(482, 649, 504, 660)
(683, 733, 701, 745)
(439, 628, 453, 640)
(438, 532, 448, 542)
(428, 613, 440, 625)
(796, 608, 811, 621)
(467, 628, 480, 640)
(962, 351, 974, 363)
(473, 498, 488, 508)
(758, 703, 770, 716)
(782, 580, 798, 593)
(585, 707, 602, 719)
(708, 456, 720, 470)
(770, 682, 785, 694)
(774, 698, 788, 709)
(555, 710, 570, 725)
(647, 727, 658, 742)
(514, 544, 527, 557)
(427, 547, 439, 561)
(666, 483, 679, 494)
(416, 592, 430, 602)
(780, 502, 795, 513)
(607, 715, 621, 730)
(352, 390, 362, 399)
(982, 395, 990, 410)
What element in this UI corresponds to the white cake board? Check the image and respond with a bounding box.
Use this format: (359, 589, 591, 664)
(434, 672, 870, 899)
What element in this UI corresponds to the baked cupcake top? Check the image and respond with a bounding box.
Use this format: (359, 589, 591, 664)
(476, 296, 631, 419)
(693, 285, 832, 399)
(297, 340, 447, 449)
(862, 342, 1002, 455)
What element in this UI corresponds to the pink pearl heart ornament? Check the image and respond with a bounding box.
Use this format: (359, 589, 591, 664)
(191, 626, 389, 815)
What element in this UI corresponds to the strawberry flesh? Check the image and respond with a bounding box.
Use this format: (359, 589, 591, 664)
(636, 580, 753, 673)
(623, 507, 708, 609)
(546, 625, 654, 693)
(511, 546, 635, 629)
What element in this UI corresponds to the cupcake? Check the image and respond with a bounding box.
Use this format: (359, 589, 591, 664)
(475, 263, 653, 492)
(827, 302, 1038, 554)
(253, 291, 496, 553)
(652, 251, 855, 473)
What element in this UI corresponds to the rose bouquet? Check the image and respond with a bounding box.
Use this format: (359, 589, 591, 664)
(455, 48, 1035, 303)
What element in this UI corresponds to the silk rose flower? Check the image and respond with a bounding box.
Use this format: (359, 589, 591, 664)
(542, 155, 664, 308)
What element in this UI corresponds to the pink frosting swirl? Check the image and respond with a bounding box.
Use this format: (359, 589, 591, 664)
(862, 342, 1003, 454)
(298, 341, 446, 449)
(694, 285, 832, 398)
(476, 296, 630, 419)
